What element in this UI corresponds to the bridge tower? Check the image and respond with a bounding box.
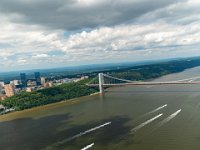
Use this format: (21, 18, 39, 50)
(98, 73, 104, 93)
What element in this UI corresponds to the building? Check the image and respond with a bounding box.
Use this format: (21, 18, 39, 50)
(26, 87, 33, 92)
(0, 95, 6, 100)
(20, 73, 27, 87)
(81, 76, 89, 80)
(27, 80, 37, 86)
(0, 82, 4, 95)
(0, 104, 5, 111)
(4, 84, 15, 97)
(10, 80, 20, 88)
(13, 80, 20, 86)
(0, 87, 3, 95)
(41, 77, 46, 85)
(0, 82, 4, 87)
(34, 72, 41, 85)
(73, 76, 89, 83)
(43, 82, 53, 88)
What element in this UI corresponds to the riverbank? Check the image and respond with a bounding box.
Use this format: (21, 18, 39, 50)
(0, 80, 98, 115)
(1, 65, 200, 150)
(2, 57, 200, 116)
(0, 92, 99, 120)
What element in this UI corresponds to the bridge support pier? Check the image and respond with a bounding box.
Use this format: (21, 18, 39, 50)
(99, 73, 104, 94)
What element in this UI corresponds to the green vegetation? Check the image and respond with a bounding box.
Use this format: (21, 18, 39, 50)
(2, 57, 200, 112)
(98, 58, 200, 81)
(88, 58, 200, 83)
(0, 79, 98, 111)
(109, 63, 177, 81)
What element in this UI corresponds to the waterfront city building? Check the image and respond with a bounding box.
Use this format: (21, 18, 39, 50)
(41, 77, 46, 85)
(34, 72, 41, 85)
(43, 82, 53, 88)
(4, 84, 15, 97)
(0, 82, 5, 87)
(27, 80, 37, 87)
(26, 87, 33, 92)
(10, 80, 20, 88)
(20, 73, 27, 87)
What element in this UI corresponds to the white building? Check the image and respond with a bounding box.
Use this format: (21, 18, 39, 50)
(26, 87, 33, 92)
(41, 77, 46, 85)
(27, 80, 37, 86)
(9, 80, 20, 88)
(0, 82, 4, 87)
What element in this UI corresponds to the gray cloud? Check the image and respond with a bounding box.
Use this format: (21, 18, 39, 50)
(0, 0, 185, 30)
(1, 0, 200, 72)
(137, 0, 200, 26)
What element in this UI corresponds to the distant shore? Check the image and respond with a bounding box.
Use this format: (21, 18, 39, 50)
(2, 57, 200, 116)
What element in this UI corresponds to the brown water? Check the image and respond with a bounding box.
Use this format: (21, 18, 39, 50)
(1, 67, 200, 150)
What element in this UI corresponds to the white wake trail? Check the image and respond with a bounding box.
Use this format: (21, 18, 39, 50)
(54, 122, 111, 146)
(146, 104, 167, 115)
(132, 114, 163, 132)
(129, 104, 167, 125)
(158, 109, 181, 127)
(81, 143, 94, 150)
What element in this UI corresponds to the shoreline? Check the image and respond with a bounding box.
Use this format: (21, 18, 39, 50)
(1, 66, 200, 118)
(0, 92, 99, 119)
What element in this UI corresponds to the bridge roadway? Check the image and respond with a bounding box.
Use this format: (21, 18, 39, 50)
(87, 81, 200, 87)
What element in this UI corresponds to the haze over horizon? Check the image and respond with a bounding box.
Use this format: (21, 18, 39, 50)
(1, 0, 200, 72)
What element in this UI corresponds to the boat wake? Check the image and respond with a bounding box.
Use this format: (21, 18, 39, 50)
(157, 109, 181, 127)
(132, 114, 163, 132)
(53, 122, 111, 146)
(146, 104, 167, 115)
(81, 143, 94, 150)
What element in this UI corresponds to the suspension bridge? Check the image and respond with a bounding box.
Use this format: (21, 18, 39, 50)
(87, 73, 200, 93)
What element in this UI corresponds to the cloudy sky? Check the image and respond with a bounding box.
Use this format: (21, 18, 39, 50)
(1, 0, 200, 71)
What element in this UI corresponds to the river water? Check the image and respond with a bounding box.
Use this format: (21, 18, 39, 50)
(1, 67, 200, 150)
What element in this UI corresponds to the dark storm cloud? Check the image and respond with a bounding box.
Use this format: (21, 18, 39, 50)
(0, 0, 185, 30)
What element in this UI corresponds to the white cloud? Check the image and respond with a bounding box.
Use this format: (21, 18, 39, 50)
(0, 0, 200, 71)
(32, 54, 49, 58)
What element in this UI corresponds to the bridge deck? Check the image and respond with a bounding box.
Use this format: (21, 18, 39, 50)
(87, 81, 200, 87)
